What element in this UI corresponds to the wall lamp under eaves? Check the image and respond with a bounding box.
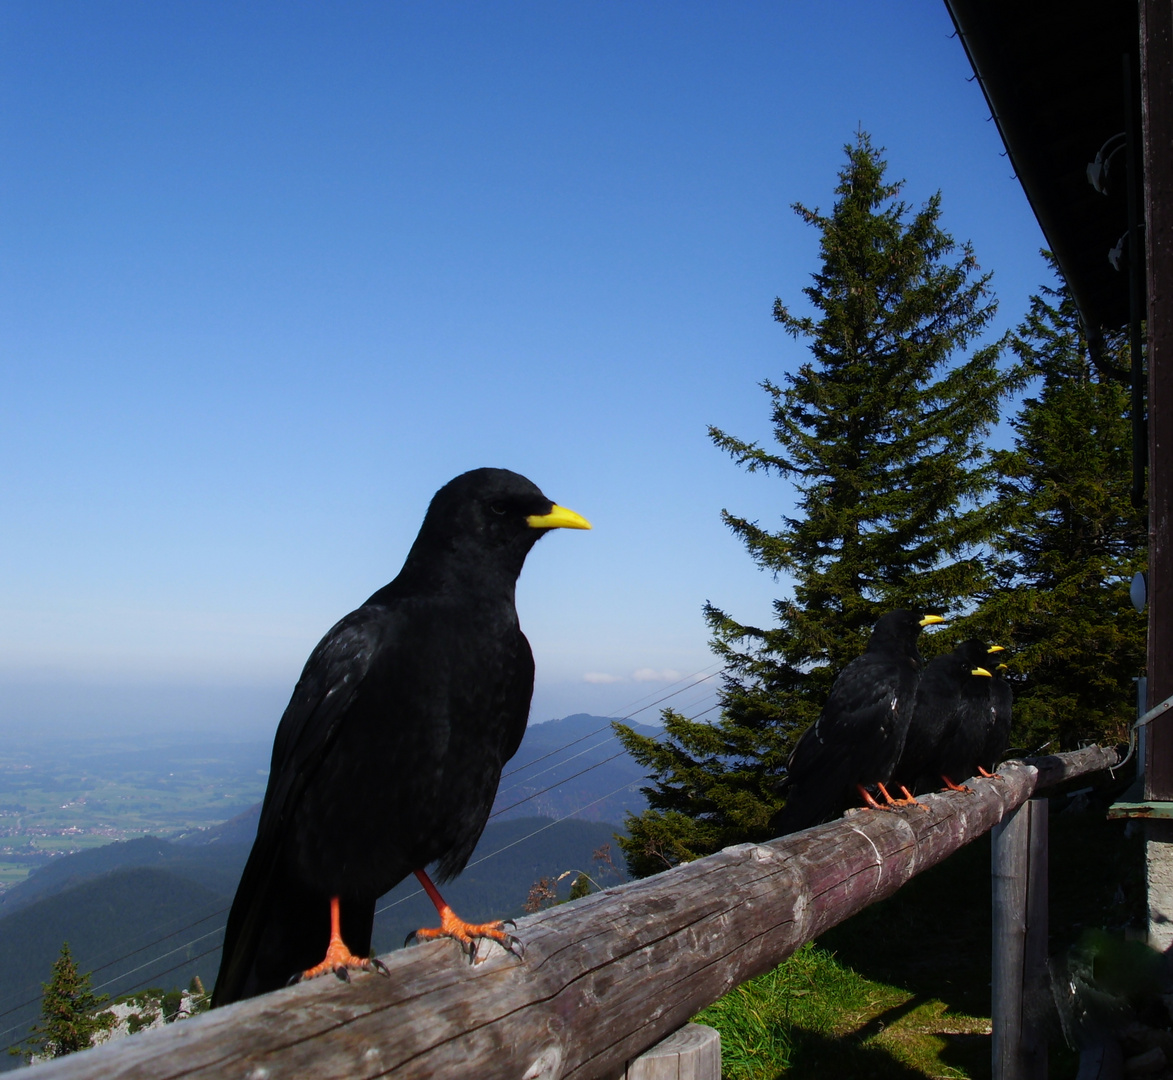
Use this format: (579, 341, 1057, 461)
(1087, 132, 1127, 195)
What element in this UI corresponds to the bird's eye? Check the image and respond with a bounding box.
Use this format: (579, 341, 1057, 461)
(490, 503, 507, 516)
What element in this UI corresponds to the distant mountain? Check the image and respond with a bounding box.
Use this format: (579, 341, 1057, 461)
(491, 713, 658, 823)
(171, 803, 262, 847)
(0, 836, 253, 917)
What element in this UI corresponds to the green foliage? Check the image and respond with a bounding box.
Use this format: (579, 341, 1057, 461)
(11, 942, 115, 1062)
(964, 260, 1146, 750)
(619, 133, 1014, 876)
(568, 873, 591, 901)
(160, 988, 184, 1023)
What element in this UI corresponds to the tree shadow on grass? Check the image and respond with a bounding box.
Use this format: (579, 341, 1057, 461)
(818, 792, 1144, 1020)
(780, 1027, 930, 1080)
(934, 1031, 991, 1080)
(777, 997, 991, 1080)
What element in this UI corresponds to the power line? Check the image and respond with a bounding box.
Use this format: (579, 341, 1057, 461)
(0, 901, 230, 1023)
(494, 679, 720, 800)
(498, 663, 721, 781)
(490, 702, 721, 819)
(90, 925, 225, 995)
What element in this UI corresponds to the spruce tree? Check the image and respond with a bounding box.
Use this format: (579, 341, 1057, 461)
(616, 134, 1014, 876)
(12, 942, 115, 1061)
(972, 261, 1146, 750)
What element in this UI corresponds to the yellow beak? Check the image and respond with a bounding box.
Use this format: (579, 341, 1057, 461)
(987, 645, 1006, 654)
(527, 504, 592, 530)
(971, 667, 993, 677)
(919, 614, 946, 627)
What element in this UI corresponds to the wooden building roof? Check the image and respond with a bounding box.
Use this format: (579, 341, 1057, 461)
(945, 0, 1141, 333)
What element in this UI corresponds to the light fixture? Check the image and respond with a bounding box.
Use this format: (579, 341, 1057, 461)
(1109, 231, 1128, 272)
(1087, 132, 1126, 195)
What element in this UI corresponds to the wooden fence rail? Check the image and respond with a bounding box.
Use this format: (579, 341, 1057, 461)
(32, 745, 1119, 1080)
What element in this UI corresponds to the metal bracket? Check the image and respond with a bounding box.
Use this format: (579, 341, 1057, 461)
(1107, 800, 1173, 821)
(1135, 692, 1173, 730)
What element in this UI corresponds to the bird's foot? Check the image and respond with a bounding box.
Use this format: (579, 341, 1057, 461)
(406, 907, 523, 963)
(977, 766, 999, 779)
(940, 775, 973, 794)
(878, 782, 929, 812)
(291, 940, 390, 985)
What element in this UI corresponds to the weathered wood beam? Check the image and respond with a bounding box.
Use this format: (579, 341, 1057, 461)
(31, 745, 1118, 1080)
(991, 798, 1048, 1080)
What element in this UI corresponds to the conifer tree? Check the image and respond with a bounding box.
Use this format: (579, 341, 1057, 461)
(12, 942, 114, 1061)
(972, 261, 1146, 750)
(616, 134, 1014, 876)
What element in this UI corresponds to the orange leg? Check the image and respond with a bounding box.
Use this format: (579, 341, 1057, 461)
(407, 869, 523, 962)
(940, 774, 973, 794)
(296, 896, 389, 984)
(856, 783, 887, 811)
(977, 766, 998, 778)
(879, 781, 928, 812)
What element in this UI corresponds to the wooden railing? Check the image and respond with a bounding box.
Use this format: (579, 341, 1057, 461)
(30, 745, 1119, 1080)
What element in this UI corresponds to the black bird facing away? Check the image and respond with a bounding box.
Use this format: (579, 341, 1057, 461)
(980, 660, 1014, 776)
(212, 468, 590, 1007)
(893, 639, 993, 798)
(770, 610, 944, 837)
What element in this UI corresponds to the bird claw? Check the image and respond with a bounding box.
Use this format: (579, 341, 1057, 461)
(502, 918, 516, 930)
(334, 965, 351, 983)
(404, 930, 419, 948)
(285, 972, 303, 987)
(468, 931, 523, 964)
(371, 957, 391, 977)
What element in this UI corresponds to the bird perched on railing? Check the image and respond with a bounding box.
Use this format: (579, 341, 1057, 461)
(769, 610, 944, 836)
(893, 639, 993, 798)
(979, 660, 1014, 776)
(212, 468, 590, 1006)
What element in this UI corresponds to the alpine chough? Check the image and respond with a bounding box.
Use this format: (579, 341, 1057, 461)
(979, 659, 1013, 776)
(894, 639, 993, 797)
(769, 610, 943, 836)
(211, 468, 590, 1006)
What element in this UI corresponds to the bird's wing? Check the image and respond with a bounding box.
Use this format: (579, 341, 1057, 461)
(498, 629, 534, 764)
(791, 656, 903, 770)
(212, 609, 385, 1006)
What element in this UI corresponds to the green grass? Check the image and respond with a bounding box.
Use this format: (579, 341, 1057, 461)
(697, 944, 988, 1080)
(693, 780, 1145, 1079)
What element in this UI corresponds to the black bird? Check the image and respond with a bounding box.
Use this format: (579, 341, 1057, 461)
(212, 468, 590, 1006)
(894, 639, 992, 797)
(770, 610, 944, 836)
(979, 659, 1014, 776)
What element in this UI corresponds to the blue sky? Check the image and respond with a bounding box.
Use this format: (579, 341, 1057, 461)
(0, 2, 1047, 738)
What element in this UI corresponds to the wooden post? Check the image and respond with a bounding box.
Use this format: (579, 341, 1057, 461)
(625, 1025, 720, 1080)
(1142, 0, 1173, 797)
(992, 798, 1049, 1080)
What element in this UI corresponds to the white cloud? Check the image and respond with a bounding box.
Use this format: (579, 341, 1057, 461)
(583, 672, 626, 684)
(632, 668, 683, 683)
